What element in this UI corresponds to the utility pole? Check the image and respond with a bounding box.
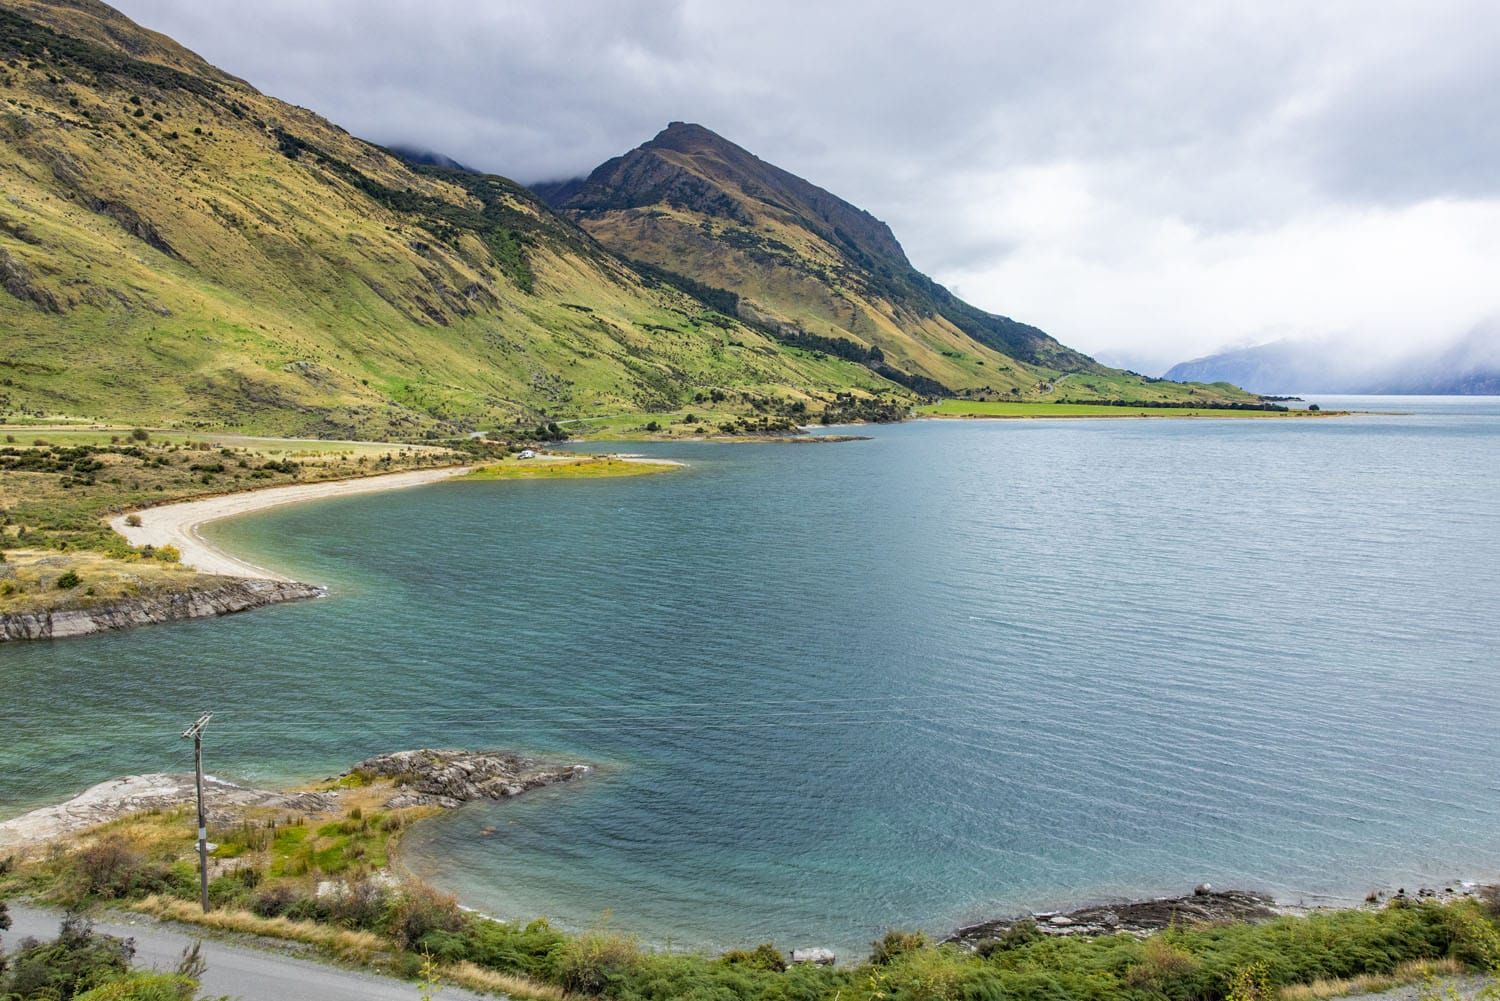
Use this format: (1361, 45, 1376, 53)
(181, 712, 213, 913)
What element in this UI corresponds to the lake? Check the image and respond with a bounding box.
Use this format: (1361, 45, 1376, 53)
(5, 397, 1499, 955)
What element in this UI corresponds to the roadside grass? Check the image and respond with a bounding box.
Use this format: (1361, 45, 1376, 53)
(920, 400, 1337, 418)
(437, 960, 566, 1001)
(1278, 957, 1465, 1000)
(463, 456, 678, 481)
(134, 894, 385, 962)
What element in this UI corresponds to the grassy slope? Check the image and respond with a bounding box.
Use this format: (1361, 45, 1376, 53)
(0, 1, 895, 437)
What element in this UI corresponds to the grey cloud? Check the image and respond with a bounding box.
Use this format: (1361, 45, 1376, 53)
(107, 0, 1500, 362)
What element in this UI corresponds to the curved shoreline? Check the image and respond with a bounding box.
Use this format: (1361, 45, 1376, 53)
(109, 465, 473, 580)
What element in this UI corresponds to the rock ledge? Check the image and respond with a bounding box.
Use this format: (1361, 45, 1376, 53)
(0, 579, 325, 641)
(946, 889, 1279, 945)
(349, 749, 590, 809)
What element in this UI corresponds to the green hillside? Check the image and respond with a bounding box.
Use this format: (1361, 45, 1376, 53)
(538, 122, 1253, 406)
(0, 1, 897, 437)
(0, 2, 1252, 440)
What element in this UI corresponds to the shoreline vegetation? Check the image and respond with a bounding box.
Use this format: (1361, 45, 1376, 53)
(461, 454, 682, 482)
(919, 400, 1351, 419)
(2, 751, 1497, 1001)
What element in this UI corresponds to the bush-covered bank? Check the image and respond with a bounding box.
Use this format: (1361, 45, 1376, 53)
(6, 804, 1500, 1001)
(0, 903, 221, 1001)
(4, 763, 1496, 1001)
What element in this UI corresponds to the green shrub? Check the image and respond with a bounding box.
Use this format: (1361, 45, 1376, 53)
(389, 883, 466, 950)
(721, 943, 787, 972)
(66, 837, 174, 901)
(0, 914, 133, 998)
(455, 916, 565, 980)
(975, 919, 1041, 956)
(1441, 900, 1500, 967)
(1125, 934, 1203, 992)
(75, 972, 199, 1000)
(321, 872, 387, 929)
(872, 929, 931, 965)
(250, 883, 303, 918)
(56, 569, 82, 589)
(554, 931, 641, 996)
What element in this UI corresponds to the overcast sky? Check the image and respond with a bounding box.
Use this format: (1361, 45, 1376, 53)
(114, 0, 1500, 371)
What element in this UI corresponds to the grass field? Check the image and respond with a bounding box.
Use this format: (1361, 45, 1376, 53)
(0, 547, 213, 614)
(920, 400, 1338, 419)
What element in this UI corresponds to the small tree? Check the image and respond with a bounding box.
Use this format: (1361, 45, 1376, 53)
(56, 570, 81, 590)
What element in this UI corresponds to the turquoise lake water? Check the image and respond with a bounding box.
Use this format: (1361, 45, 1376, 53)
(4, 397, 1500, 954)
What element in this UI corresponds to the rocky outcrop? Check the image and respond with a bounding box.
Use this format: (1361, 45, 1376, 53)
(349, 749, 591, 809)
(0, 579, 326, 641)
(945, 888, 1280, 946)
(0, 773, 336, 852)
(0, 247, 63, 312)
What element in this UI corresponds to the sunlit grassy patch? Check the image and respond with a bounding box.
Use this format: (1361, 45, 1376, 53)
(920, 400, 1338, 418)
(463, 455, 678, 480)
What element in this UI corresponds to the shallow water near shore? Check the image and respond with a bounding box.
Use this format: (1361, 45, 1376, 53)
(5, 396, 1500, 954)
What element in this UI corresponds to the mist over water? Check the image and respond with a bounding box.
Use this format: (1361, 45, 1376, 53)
(5, 398, 1500, 954)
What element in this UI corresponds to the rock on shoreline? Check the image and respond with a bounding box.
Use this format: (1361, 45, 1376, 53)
(0, 579, 326, 641)
(0, 773, 336, 851)
(0, 749, 591, 853)
(349, 749, 591, 809)
(945, 888, 1281, 945)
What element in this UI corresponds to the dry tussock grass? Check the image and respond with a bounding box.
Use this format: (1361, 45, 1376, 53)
(439, 960, 566, 1000)
(1278, 957, 1465, 1001)
(134, 894, 384, 961)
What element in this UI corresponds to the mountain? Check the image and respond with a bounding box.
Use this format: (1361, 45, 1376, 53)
(0, 1, 898, 436)
(0, 2, 1248, 437)
(537, 123, 1247, 404)
(1165, 326, 1500, 395)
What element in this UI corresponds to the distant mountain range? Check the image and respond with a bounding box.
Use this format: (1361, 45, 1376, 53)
(1165, 327, 1500, 395)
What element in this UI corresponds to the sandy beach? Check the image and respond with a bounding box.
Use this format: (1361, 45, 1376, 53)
(110, 465, 471, 580)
